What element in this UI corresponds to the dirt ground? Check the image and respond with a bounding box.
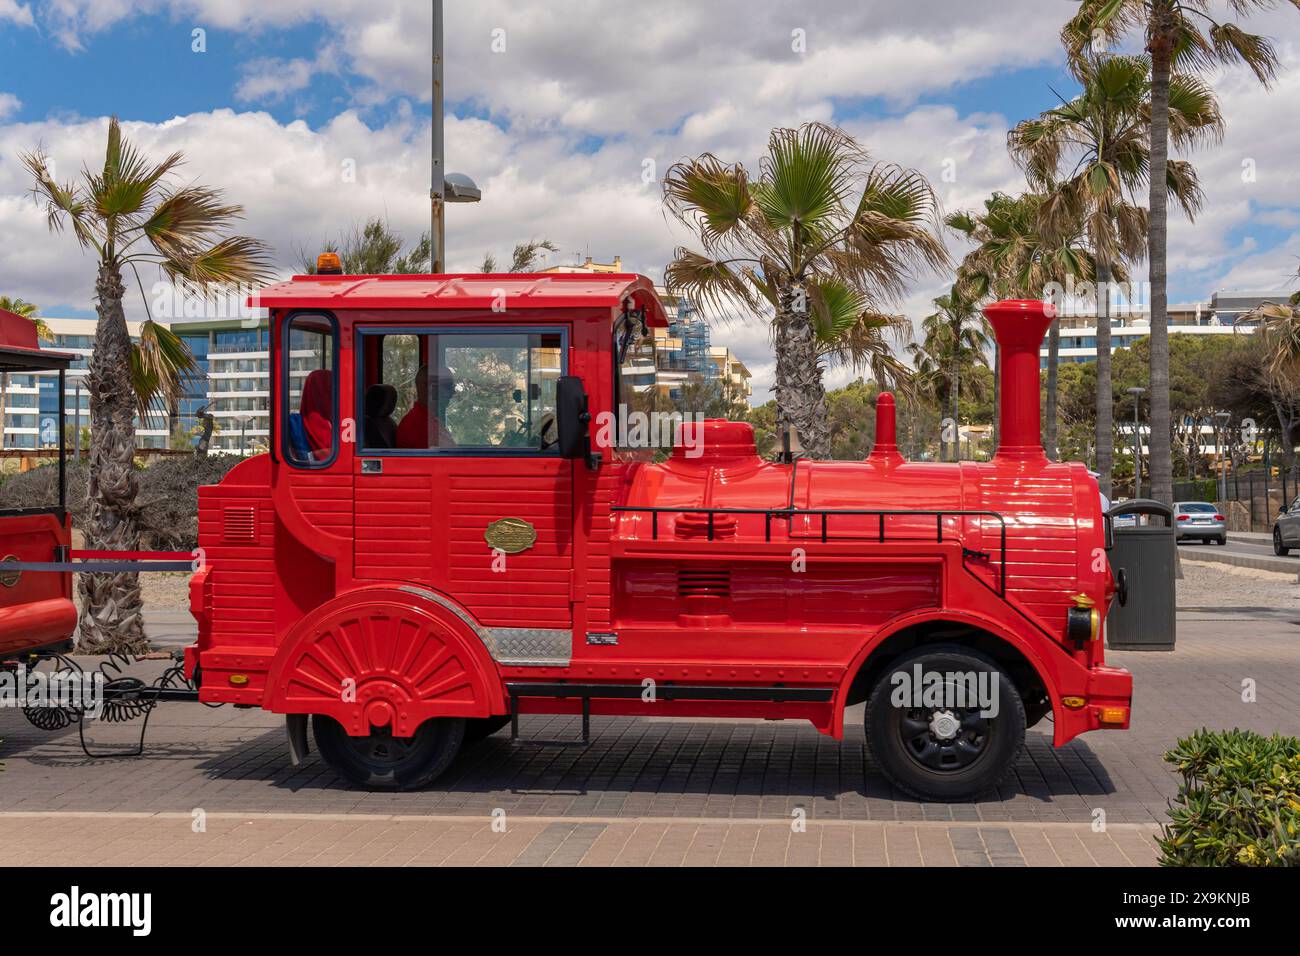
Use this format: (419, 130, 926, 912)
(71, 571, 192, 614)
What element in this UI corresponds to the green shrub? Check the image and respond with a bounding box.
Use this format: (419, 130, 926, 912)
(1158, 728, 1300, 867)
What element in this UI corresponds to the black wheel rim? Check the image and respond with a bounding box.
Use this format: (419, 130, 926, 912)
(346, 726, 425, 772)
(897, 706, 991, 773)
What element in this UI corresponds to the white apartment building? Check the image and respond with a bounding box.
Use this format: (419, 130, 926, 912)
(1040, 294, 1275, 368)
(2, 316, 169, 451)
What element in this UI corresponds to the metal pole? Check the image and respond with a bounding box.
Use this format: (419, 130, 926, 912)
(58, 368, 66, 517)
(73, 379, 81, 463)
(430, 0, 446, 274)
(1214, 421, 1221, 503)
(1128, 386, 1144, 500)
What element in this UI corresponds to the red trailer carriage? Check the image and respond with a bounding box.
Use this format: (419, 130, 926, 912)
(177, 271, 1131, 800)
(0, 308, 76, 660)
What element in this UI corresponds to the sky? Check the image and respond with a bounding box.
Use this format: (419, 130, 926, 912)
(2, 0, 1299, 403)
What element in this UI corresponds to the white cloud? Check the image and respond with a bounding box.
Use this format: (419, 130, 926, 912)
(0, 0, 33, 28)
(6, 1, 1300, 401)
(0, 93, 21, 121)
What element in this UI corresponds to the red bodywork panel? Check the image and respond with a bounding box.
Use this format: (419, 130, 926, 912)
(0, 512, 76, 656)
(187, 282, 1131, 747)
(0, 310, 76, 659)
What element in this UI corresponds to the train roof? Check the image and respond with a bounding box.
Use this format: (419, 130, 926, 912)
(0, 308, 75, 370)
(251, 272, 669, 327)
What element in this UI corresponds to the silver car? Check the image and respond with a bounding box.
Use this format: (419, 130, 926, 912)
(1273, 496, 1300, 555)
(1175, 502, 1226, 546)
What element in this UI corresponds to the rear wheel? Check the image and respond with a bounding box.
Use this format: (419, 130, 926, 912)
(1216, 536, 1227, 546)
(864, 646, 1025, 801)
(1274, 527, 1289, 556)
(312, 715, 465, 790)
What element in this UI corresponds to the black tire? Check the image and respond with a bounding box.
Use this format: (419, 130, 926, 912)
(312, 715, 465, 791)
(864, 645, 1025, 801)
(1216, 536, 1227, 546)
(463, 715, 512, 745)
(1274, 527, 1289, 556)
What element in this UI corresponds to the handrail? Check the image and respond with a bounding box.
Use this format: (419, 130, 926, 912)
(610, 504, 1008, 596)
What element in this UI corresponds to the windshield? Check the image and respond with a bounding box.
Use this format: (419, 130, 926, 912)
(1177, 503, 1217, 513)
(611, 303, 750, 458)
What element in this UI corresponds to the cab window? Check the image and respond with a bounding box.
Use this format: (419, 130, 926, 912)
(282, 313, 338, 466)
(358, 329, 565, 453)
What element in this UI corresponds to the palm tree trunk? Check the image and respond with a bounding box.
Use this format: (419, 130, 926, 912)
(77, 261, 147, 655)
(1095, 259, 1114, 498)
(1148, 30, 1174, 507)
(776, 282, 832, 458)
(1045, 318, 1060, 460)
(991, 343, 1000, 455)
(948, 352, 959, 462)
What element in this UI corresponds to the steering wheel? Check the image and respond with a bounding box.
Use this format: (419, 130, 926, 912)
(538, 412, 558, 449)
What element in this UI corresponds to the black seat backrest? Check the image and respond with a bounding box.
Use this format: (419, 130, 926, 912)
(364, 384, 398, 449)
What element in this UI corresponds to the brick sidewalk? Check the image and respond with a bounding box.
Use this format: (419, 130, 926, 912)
(0, 812, 1161, 866)
(2, 613, 1295, 866)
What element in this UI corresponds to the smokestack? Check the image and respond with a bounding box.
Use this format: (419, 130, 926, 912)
(983, 299, 1054, 463)
(866, 392, 904, 466)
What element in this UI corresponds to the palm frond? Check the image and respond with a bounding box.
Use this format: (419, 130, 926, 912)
(663, 249, 765, 317)
(137, 186, 247, 261)
(21, 150, 99, 251)
(130, 319, 196, 422)
(662, 154, 755, 251)
(160, 235, 275, 291)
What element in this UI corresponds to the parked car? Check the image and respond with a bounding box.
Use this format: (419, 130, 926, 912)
(1174, 502, 1226, 545)
(1273, 496, 1300, 555)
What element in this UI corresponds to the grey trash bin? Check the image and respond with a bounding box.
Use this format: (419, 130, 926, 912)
(1105, 499, 1176, 651)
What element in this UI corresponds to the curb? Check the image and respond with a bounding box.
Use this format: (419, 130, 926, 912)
(1179, 547, 1300, 578)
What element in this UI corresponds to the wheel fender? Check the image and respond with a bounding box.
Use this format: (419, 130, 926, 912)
(832, 608, 1059, 739)
(264, 585, 506, 736)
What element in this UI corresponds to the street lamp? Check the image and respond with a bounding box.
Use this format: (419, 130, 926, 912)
(430, 0, 482, 273)
(1128, 386, 1145, 499)
(235, 413, 253, 457)
(1214, 410, 1231, 503)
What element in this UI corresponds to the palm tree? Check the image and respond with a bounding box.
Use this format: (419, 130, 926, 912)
(1008, 54, 1220, 493)
(23, 117, 272, 654)
(0, 296, 53, 451)
(1244, 288, 1300, 383)
(908, 291, 990, 460)
(662, 122, 947, 458)
(910, 289, 987, 461)
(1063, 0, 1291, 506)
(947, 191, 1095, 459)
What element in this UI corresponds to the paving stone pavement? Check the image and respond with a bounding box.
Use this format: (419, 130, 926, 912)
(0, 812, 1160, 866)
(2, 612, 1295, 866)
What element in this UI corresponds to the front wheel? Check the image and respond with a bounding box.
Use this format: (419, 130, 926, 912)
(864, 646, 1025, 801)
(1274, 527, 1290, 556)
(313, 715, 465, 790)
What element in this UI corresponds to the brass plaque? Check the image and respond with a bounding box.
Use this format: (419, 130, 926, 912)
(0, 555, 20, 588)
(484, 517, 537, 554)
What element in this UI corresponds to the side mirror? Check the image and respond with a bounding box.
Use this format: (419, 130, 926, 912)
(556, 375, 596, 468)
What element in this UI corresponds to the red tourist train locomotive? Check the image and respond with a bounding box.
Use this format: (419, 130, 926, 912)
(0, 273, 1133, 800)
(184, 271, 1130, 799)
